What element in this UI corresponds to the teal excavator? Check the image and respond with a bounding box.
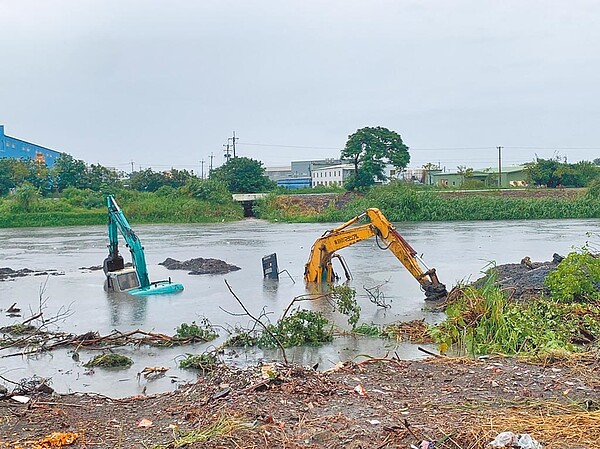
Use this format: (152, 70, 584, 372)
(103, 195, 184, 296)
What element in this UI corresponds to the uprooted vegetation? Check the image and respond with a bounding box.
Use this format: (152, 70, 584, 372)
(221, 283, 360, 358)
(1, 315, 220, 360)
(430, 251, 600, 356)
(83, 353, 134, 369)
(177, 352, 220, 371)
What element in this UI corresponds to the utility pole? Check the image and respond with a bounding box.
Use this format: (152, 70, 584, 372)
(209, 152, 214, 173)
(200, 159, 205, 179)
(497, 146, 503, 188)
(223, 141, 231, 161)
(231, 131, 238, 158)
(130, 161, 135, 173)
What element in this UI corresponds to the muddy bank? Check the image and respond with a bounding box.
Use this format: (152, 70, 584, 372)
(474, 254, 564, 300)
(160, 257, 241, 275)
(1, 356, 598, 448)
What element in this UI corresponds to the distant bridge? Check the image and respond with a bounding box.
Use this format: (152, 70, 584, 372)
(231, 193, 268, 217)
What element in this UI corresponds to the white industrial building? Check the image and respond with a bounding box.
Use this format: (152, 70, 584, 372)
(311, 163, 355, 187)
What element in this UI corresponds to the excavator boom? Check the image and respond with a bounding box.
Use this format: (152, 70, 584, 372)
(304, 208, 447, 300)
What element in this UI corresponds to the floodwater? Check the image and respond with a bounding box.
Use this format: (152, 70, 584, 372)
(0, 218, 598, 397)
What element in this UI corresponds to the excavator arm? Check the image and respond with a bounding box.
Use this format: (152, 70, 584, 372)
(103, 195, 150, 288)
(304, 208, 447, 300)
(304, 219, 378, 283)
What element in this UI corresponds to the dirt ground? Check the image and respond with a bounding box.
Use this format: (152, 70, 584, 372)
(1, 354, 599, 449)
(0, 253, 594, 449)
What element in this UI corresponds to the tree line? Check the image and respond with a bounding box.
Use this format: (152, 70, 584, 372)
(1, 127, 599, 198)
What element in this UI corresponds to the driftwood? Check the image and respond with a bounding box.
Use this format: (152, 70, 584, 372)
(1, 328, 215, 358)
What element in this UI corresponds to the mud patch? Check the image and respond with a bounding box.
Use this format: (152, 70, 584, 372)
(0, 267, 63, 282)
(159, 257, 241, 275)
(474, 255, 563, 300)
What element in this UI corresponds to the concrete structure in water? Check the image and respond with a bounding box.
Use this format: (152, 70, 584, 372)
(0, 125, 62, 167)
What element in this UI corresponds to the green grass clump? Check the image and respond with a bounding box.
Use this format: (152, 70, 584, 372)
(353, 323, 382, 337)
(84, 353, 133, 368)
(166, 415, 248, 448)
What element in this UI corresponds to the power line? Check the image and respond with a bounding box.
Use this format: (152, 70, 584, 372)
(239, 142, 342, 150)
(240, 141, 600, 151)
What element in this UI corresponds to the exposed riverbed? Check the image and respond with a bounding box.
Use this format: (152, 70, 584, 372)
(0, 218, 597, 397)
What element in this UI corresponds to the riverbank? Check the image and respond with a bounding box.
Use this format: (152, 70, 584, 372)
(256, 186, 598, 223)
(0, 185, 596, 228)
(2, 355, 598, 449)
(0, 191, 243, 228)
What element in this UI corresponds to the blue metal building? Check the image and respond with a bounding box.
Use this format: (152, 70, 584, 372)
(0, 125, 62, 167)
(276, 177, 312, 189)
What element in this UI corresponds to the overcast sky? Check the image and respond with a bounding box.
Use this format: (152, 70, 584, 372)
(1, 0, 599, 174)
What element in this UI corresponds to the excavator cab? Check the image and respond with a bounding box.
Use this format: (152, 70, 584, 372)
(104, 267, 141, 293)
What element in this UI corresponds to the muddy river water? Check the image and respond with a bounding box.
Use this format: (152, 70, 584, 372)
(1, 218, 598, 397)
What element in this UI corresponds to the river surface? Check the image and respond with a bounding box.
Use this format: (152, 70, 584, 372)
(0, 218, 597, 397)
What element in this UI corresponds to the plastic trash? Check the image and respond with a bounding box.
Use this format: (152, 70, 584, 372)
(517, 434, 542, 449)
(488, 431, 542, 448)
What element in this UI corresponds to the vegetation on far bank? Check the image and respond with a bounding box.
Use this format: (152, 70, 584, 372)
(256, 180, 600, 223)
(5, 178, 600, 228)
(0, 183, 243, 228)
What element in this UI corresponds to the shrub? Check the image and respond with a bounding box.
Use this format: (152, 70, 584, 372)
(431, 271, 600, 356)
(175, 319, 219, 341)
(258, 309, 333, 348)
(12, 183, 39, 212)
(178, 352, 219, 371)
(545, 251, 600, 302)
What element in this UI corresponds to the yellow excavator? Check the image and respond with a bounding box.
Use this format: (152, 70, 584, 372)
(304, 208, 447, 300)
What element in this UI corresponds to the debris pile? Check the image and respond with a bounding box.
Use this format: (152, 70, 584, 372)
(160, 257, 241, 275)
(474, 254, 564, 301)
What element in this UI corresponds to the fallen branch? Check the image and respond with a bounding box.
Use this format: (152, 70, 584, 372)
(224, 279, 289, 365)
(417, 346, 446, 358)
(1, 328, 217, 358)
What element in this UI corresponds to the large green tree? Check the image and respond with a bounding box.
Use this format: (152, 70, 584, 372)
(51, 154, 89, 191)
(87, 164, 123, 191)
(341, 126, 410, 190)
(210, 157, 275, 193)
(129, 168, 167, 192)
(0, 158, 51, 195)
